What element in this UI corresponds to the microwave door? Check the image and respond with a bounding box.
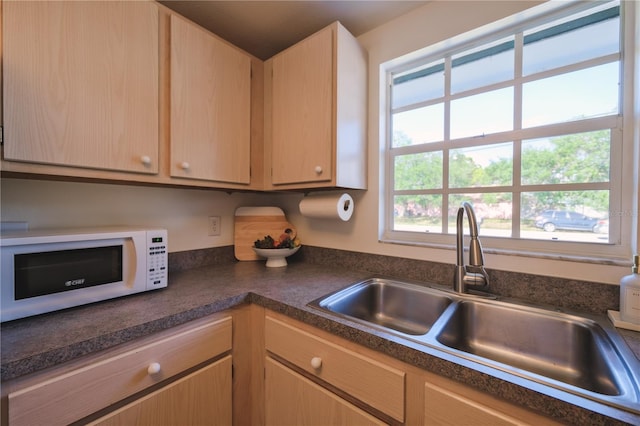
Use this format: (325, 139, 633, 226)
(14, 245, 123, 300)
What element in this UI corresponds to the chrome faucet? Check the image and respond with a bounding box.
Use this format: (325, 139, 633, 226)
(454, 202, 489, 294)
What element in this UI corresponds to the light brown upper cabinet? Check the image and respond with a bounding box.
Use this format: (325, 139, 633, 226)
(265, 22, 367, 190)
(2, 1, 159, 174)
(170, 14, 252, 185)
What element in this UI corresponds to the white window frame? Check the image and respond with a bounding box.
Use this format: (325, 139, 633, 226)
(381, 0, 637, 263)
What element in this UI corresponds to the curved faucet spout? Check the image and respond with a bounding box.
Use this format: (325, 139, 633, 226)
(463, 202, 484, 267)
(454, 202, 489, 294)
(463, 202, 480, 238)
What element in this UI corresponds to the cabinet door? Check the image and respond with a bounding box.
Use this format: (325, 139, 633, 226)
(265, 314, 405, 422)
(424, 381, 531, 426)
(92, 356, 232, 426)
(3, 1, 159, 173)
(170, 14, 251, 184)
(271, 26, 333, 185)
(8, 317, 232, 426)
(265, 358, 384, 426)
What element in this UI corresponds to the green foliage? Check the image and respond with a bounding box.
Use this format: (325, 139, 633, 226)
(394, 152, 442, 190)
(393, 129, 611, 217)
(522, 130, 610, 185)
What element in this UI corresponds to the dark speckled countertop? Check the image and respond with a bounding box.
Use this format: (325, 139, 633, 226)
(2, 247, 640, 425)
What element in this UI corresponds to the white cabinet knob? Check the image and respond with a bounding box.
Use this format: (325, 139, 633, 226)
(140, 155, 151, 166)
(180, 161, 190, 171)
(314, 166, 323, 174)
(310, 357, 322, 369)
(147, 362, 161, 375)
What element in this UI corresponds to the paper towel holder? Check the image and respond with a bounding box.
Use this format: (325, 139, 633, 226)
(299, 192, 355, 221)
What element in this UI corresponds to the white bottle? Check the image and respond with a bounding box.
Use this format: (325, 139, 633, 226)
(620, 254, 640, 324)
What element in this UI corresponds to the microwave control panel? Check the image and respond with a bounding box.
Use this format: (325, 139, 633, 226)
(147, 231, 168, 288)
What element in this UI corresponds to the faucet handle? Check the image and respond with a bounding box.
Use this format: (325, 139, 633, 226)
(464, 265, 490, 289)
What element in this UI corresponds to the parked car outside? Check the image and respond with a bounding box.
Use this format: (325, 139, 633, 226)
(534, 210, 602, 233)
(594, 218, 609, 234)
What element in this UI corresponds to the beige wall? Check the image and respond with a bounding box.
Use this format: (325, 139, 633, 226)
(2, 1, 636, 286)
(0, 178, 276, 253)
(283, 0, 632, 285)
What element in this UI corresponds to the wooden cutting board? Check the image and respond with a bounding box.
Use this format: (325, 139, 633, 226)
(234, 207, 296, 261)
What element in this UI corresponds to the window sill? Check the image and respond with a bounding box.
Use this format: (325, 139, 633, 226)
(379, 237, 630, 268)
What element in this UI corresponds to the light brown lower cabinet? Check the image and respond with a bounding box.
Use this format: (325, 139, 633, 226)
(263, 309, 561, 426)
(91, 356, 232, 426)
(265, 357, 384, 425)
(3, 315, 232, 426)
(422, 377, 558, 426)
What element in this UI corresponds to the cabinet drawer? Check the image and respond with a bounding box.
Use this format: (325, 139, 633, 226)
(265, 315, 405, 422)
(8, 316, 232, 426)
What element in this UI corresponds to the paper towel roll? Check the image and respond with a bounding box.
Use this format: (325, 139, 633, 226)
(299, 193, 354, 221)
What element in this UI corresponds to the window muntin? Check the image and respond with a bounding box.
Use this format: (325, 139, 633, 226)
(387, 1, 622, 249)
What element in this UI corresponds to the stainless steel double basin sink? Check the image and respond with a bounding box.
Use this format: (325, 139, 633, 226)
(308, 278, 640, 414)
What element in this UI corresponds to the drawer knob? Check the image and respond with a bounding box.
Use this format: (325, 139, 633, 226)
(314, 166, 323, 174)
(180, 161, 191, 171)
(140, 155, 152, 166)
(147, 362, 161, 375)
(310, 357, 322, 369)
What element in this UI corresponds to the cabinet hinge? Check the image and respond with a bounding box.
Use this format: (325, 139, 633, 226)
(0, 126, 3, 146)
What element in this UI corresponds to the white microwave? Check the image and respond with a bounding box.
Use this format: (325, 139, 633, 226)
(0, 227, 168, 322)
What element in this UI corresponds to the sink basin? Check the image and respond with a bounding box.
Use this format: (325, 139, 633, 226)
(308, 277, 640, 414)
(310, 278, 452, 335)
(435, 300, 626, 396)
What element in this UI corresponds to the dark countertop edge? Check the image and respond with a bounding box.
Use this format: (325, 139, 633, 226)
(2, 258, 639, 425)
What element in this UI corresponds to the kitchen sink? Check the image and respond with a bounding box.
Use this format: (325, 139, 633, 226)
(312, 278, 452, 335)
(308, 278, 640, 413)
(435, 300, 625, 396)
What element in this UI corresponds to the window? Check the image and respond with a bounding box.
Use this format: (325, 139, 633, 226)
(384, 1, 634, 260)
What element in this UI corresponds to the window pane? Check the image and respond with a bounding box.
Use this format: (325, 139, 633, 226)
(386, 1, 623, 251)
(450, 143, 513, 188)
(394, 195, 442, 233)
(392, 105, 444, 146)
(452, 37, 514, 94)
(451, 88, 513, 139)
(394, 151, 443, 190)
(522, 130, 610, 185)
(392, 61, 444, 109)
(521, 191, 609, 243)
(522, 62, 619, 128)
(448, 194, 513, 237)
(523, 4, 620, 76)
